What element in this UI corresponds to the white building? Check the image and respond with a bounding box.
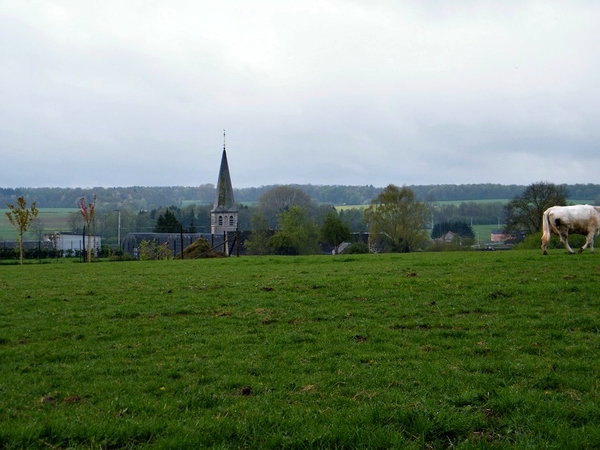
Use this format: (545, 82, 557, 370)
(44, 232, 101, 254)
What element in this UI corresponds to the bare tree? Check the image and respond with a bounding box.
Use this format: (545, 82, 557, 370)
(505, 182, 568, 234)
(5, 196, 39, 265)
(257, 186, 314, 228)
(67, 211, 85, 233)
(31, 218, 46, 241)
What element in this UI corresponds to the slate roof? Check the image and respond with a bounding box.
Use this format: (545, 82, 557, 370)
(212, 149, 236, 212)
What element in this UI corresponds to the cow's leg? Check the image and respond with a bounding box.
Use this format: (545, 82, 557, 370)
(579, 234, 589, 253)
(578, 232, 595, 253)
(580, 233, 595, 253)
(541, 236, 549, 255)
(559, 232, 575, 254)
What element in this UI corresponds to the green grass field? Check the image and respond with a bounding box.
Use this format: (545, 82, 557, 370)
(1, 251, 600, 448)
(0, 209, 77, 241)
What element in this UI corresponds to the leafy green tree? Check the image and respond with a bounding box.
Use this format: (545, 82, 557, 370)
(245, 212, 272, 255)
(258, 186, 314, 228)
(154, 209, 182, 233)
(319, 211, 352, 254)
(364, 185, 430, 253)
(5, 196, 39, 265)
(267, 231, 300, 255)
(136, 210, 154, 232)
(268, 206, 320, 255)
(338, 208, 368, 232)
(505, 182, 568, 234)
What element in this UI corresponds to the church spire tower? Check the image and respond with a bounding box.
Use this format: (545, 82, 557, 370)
(211, 130, 238, 235)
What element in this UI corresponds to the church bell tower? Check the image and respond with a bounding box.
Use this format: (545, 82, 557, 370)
(211, 131, 238, 235)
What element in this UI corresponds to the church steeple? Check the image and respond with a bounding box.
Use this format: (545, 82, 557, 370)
(211, 130, 238, 235)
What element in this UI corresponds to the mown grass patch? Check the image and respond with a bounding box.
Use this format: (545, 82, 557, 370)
(1, 250, 599, 448)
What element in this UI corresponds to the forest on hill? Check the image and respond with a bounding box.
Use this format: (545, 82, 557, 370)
(3, 183, 600, 211)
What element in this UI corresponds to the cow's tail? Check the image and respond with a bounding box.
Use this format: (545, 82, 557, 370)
(541, 208, 552, 255)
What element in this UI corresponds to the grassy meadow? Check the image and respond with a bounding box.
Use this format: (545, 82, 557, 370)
(1, 251, 600, 448)
(0, 209, 76, 241)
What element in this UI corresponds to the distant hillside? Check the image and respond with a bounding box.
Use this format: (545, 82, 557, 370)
(2, 183, 599, 211)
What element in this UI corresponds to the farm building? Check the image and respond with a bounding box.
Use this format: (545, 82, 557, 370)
(47, 232, 102, 254)
(490, 229, 525, 244)
(491, 229, 511, 242)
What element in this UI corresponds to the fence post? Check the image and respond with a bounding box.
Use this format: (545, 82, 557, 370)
(180, 225, 184, 259)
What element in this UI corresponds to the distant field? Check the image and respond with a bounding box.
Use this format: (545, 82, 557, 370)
(431, 198, 597, 206)
(1, 251, 599, 448)
(433, 199, 509, 206)
(569, 199, 597, 205)
(472, 224, 498, 243)
(335, 204, 367, 211)
(0, 208, 76, 241)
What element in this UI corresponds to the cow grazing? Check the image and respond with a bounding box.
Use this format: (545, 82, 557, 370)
(541, 205, 600, 255)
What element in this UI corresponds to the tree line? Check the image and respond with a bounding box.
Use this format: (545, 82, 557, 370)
(16, 182, 600, 248)
(4, 181, 598, 259)
(54, 189, 508, 247)
(3, 183, 600, 211)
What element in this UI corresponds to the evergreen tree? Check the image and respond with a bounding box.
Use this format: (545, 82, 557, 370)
(154, 209, 182, 233)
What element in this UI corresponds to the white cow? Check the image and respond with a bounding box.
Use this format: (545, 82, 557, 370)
(541, 205, 600, 255)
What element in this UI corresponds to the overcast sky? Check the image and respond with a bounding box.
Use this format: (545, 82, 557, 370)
(2, 1, 599, 189)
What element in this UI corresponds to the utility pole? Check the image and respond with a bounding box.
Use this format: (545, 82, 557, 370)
(115, 209, 121, 250)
